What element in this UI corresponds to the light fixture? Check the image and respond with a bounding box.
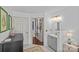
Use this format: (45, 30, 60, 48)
(51, 15, 62, 32)
(66, 31, 73, 38)
(51, 15, 62, 23)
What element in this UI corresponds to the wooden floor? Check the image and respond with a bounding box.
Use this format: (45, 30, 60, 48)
(33, 37, 43, 45)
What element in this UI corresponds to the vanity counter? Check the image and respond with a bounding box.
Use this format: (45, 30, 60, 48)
(0, 33, 23, 52)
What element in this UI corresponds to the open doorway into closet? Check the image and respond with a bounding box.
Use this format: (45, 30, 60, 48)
(32, 17, 44, 45)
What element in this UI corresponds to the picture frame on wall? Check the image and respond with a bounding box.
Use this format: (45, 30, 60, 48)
(0, 7, 12, 33)
(0, 7, 8, 32)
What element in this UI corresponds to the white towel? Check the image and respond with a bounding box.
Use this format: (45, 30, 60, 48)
(5, 38, 11, 42)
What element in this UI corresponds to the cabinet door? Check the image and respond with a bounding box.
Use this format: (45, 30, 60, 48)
(0, 44, 2, 52)
(3, 42, 12, 52)
(11, 40, 23, 52)
(3, 40, 23, 52)
(48, 36, 57, 51)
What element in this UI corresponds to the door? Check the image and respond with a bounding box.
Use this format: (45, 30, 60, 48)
(13, 17, 29, 48)
(32, 17, 44, 45)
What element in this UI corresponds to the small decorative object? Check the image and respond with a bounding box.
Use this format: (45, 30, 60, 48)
(9, 28, 15, 37)
(66, 31, 73, 44)
(67, 38, 72, 44)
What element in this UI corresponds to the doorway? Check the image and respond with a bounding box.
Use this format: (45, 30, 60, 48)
(32, 17, 44, 45)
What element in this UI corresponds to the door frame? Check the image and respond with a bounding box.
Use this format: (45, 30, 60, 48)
(31, 17, 44, 46)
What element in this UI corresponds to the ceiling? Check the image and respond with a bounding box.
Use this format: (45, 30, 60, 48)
(3, 6, 66, 14)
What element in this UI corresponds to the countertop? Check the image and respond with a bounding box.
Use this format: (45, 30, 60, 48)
(0, 33, 23, 44)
